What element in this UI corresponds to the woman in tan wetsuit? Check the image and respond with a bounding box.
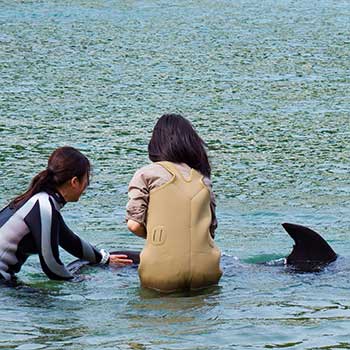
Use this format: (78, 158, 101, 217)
(126, 114, 222, 292)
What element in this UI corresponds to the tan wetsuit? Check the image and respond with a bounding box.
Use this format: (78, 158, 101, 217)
(138, 161, 222, 292)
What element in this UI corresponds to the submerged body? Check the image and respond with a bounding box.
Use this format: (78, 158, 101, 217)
(138, 161, 222, 292)
(67, 223, 339, 282)
(0, 191, 104, 281)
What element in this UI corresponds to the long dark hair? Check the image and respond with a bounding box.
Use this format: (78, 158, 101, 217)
(148, 114, 211, 178)
(11, 146, 90, 208)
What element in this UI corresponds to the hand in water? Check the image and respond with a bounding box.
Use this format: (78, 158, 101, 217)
(109, 254, 133, 266)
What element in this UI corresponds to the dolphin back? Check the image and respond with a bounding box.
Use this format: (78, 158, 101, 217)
(283, 223, 337, 270)
(109, 250, 140, 265)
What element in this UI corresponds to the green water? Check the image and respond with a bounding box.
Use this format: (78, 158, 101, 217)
(1, 0, 350, 348)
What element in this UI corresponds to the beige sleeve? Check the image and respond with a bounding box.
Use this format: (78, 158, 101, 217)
(126, 164, 171, 226)
(126, 169, 150, 226)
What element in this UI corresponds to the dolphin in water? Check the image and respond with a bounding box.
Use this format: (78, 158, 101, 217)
(67, 250, 140, 274)
(281, 222, 337, 271)
(67, 223, 338, 274)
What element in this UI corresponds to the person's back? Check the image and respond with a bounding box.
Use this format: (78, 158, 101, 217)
(139, 161, 222, 292)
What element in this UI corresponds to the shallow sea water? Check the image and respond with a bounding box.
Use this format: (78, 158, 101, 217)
(0, 0, 350, 349)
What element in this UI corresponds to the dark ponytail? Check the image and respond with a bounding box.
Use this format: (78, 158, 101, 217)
(11, 146, 90, 208)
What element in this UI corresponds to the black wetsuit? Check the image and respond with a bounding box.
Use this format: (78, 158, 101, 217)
(0, 191, 104, 281)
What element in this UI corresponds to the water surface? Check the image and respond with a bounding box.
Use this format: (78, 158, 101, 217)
(0, 0, 350, 349)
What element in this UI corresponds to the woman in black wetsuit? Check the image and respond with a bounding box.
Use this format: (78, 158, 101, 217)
(0, 146, 132, 281)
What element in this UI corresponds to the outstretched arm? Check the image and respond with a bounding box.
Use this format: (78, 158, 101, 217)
(58, 212, 102, 263)
(59, 213, 133, 266)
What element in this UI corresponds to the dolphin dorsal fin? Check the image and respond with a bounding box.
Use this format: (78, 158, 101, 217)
(282, 223, 337, 268)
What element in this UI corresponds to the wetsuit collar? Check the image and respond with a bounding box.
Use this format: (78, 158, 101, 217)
(48, 191, 67, 209)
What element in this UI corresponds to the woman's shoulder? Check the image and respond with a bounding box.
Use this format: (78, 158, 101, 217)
(30, 192, 62, 209)
(136, 162, 166, 172)
(130, 163, 172, 189)
(133, 163, 170, 178)
(138, 162, 211, 183)
(28, 191, 50, 202)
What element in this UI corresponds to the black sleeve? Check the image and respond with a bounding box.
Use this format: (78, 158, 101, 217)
(24, 198, 74, 280)
(57, 212, 102, 263)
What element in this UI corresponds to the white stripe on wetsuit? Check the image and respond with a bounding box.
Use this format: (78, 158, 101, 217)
(0, 197, 39, 279)
(39, 194, 72, 279)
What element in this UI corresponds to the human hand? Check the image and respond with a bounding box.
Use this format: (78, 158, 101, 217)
(109, 254, 133, 266)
